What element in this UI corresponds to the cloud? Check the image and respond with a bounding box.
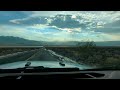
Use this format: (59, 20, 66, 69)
(9, 18, 30, 24)
(29, 11, 81, 17)
(9, 17, 48, 25)
(104, 19, 120, 27)
(1, 11, 120, 42)
(95, 27, 120, 34)
(0, 24, 120, 42)
(28, 23, 82, 34)
(0, 11, 29, 24)
(9, 11, 120, 32)
(94, 19, 120, 34)
(47, 14, 89, 31)
(0, 24, 79, 42)
(78, 11, 120, 22)
(8, 12, 89, 30)
(0, 25, 50, 41)
(9, 19, 21, 24)
(8, 11, 120, 22)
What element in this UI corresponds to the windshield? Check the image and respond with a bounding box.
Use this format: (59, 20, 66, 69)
(0, 11, 120, 70)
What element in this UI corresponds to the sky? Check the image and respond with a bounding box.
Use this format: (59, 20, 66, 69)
(0, 11, 120, 42)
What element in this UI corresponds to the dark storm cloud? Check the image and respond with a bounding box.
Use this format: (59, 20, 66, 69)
(9, 11, 120, 34)
(10, 14, 88, 30)
(48, 14, 86, 29)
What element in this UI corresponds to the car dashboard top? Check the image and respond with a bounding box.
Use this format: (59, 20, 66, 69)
(0, 68, 119, 79)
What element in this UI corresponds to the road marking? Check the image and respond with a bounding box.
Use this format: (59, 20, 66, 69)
(16, 76, 22, 79)
(108, 71, 116, 79)
(85, 74, 96, 78)
(47, 49, 77, 63)
(16, 71, 24, 79)
(0, 49, 39, 59)
(51, 53, 53, 56)
(25, 51, 40, 61)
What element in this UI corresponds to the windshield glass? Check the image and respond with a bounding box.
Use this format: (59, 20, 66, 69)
(0, 11, 120, 70)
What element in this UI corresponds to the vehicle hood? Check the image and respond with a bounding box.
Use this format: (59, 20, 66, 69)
(0, 61, 92, 70)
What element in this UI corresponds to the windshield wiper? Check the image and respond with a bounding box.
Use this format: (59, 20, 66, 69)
(0, 62, 105, 79)
(22, 61, 45, 69)
(58, 57, 65, 66)
(25, 62, 31, 67)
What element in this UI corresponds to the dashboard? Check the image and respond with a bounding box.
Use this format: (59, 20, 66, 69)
(0, 69, 120, 79)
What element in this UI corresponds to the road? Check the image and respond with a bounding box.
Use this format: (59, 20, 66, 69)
(0, 47, 63, 64)
(26, 48, 60, 61)
(1, 47, 120, 79)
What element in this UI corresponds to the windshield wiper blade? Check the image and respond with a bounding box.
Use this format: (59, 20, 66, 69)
(59, 62, 65, 66)
(16, 66, 45, 70)
(58, 57, 65, 66)
(25, 62, 31, 67)
(17, 61, 45, 70)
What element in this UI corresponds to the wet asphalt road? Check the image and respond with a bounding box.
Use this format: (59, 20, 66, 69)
(0, 48, 60, 65)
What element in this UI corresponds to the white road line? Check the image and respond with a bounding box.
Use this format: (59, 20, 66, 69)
(108, 71, 116, 79)
(85, 74, 96, 78)
(25, 52, 38, 61)
(0, 49, 39, 59)
(16, 76, 22, 79)
(47, 49, 76, 63)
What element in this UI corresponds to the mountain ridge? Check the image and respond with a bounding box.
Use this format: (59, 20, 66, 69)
(0, 36, 120, 46)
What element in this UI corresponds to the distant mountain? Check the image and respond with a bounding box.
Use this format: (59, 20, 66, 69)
(0, 36, 120, 46)
(44, 41, 120, 46)
(0, 36, 43, 46)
